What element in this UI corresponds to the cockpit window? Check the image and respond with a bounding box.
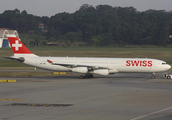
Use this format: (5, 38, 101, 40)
(162, 63, 167, 65)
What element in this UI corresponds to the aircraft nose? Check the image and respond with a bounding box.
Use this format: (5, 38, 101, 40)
(167, 64, 171, 70)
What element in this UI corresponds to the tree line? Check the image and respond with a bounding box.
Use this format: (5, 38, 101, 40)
(0, 4, 172, 46)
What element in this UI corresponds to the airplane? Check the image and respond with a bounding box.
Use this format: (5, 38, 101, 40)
(4, 34, 171, 79)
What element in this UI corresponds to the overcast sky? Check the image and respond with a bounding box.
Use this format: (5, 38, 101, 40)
(0, 0, 172, 17)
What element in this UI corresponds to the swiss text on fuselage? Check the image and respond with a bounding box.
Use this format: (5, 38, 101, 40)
(126, 60, 152, 67)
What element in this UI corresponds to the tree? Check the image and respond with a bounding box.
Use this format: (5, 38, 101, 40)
(14, 9, 20, 14)
(0, 6, 172, 46)
(21, 10, 27, 14)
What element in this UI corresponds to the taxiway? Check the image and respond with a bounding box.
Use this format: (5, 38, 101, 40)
(0, 72, 172, 120)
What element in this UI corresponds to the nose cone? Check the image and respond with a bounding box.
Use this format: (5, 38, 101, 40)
(167, 64, 171, 70)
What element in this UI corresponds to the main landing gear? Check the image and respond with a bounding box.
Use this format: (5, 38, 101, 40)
(80, 74, 93, 79)
(151, 73, 155, 79)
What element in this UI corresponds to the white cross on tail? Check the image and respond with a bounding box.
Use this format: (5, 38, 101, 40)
(12, 40, 22, 51)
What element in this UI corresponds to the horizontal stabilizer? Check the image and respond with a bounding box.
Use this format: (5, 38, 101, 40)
(4, 56, 25, 63)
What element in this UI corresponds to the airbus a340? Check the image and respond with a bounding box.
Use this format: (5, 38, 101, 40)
(5, 34, 171, 79)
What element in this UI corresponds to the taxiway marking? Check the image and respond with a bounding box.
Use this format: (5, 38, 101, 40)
(131, 106, 172, 120)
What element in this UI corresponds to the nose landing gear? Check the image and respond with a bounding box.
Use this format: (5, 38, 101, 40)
(151, 73, 155, 79)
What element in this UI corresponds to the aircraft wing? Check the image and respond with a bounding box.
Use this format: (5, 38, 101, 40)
(47, 60, 109, 70)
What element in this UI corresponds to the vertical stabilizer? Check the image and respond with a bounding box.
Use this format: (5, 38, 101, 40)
(7, 34, 37, 57)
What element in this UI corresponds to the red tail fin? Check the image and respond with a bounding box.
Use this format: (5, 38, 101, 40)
(7, 34, 32, 54)
(7, 34, 37, 57)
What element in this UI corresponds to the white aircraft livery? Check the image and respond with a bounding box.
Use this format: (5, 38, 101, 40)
(5, 34, 171, 79)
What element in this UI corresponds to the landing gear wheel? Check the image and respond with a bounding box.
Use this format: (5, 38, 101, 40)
(89, 74, 93, 78)
(79, 74, 94, 79)
(151, 76, 155, 79)
(80, 75, 84, 79)
(85, 75, 89, 79)
(167, 76, 171, 79)
(151, 73, 155, 79)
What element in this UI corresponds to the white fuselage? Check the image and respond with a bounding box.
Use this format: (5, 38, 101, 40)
(23, 56, 171, 73)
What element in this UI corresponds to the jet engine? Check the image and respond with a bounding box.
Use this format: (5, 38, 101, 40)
(93, 69, 109, 75)
(72, 67, 88, 73)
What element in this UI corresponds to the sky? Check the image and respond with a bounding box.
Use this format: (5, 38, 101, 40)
(0, 0, 172, 17)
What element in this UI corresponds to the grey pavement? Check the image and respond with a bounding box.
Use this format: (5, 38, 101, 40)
(0, 72, 172, 120)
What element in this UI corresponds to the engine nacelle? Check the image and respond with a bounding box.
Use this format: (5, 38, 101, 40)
(109, 69, 118, 74)
(93, 69, 109, 75)
(72, 67, 88, 73)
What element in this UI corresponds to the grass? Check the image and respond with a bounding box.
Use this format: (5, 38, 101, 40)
(0, 60, 29, 67)
(1, 47, 172, 58)
(0, 71, 58, 77)
(24, 47, 172, 59)
(0, 67, 34, 70)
